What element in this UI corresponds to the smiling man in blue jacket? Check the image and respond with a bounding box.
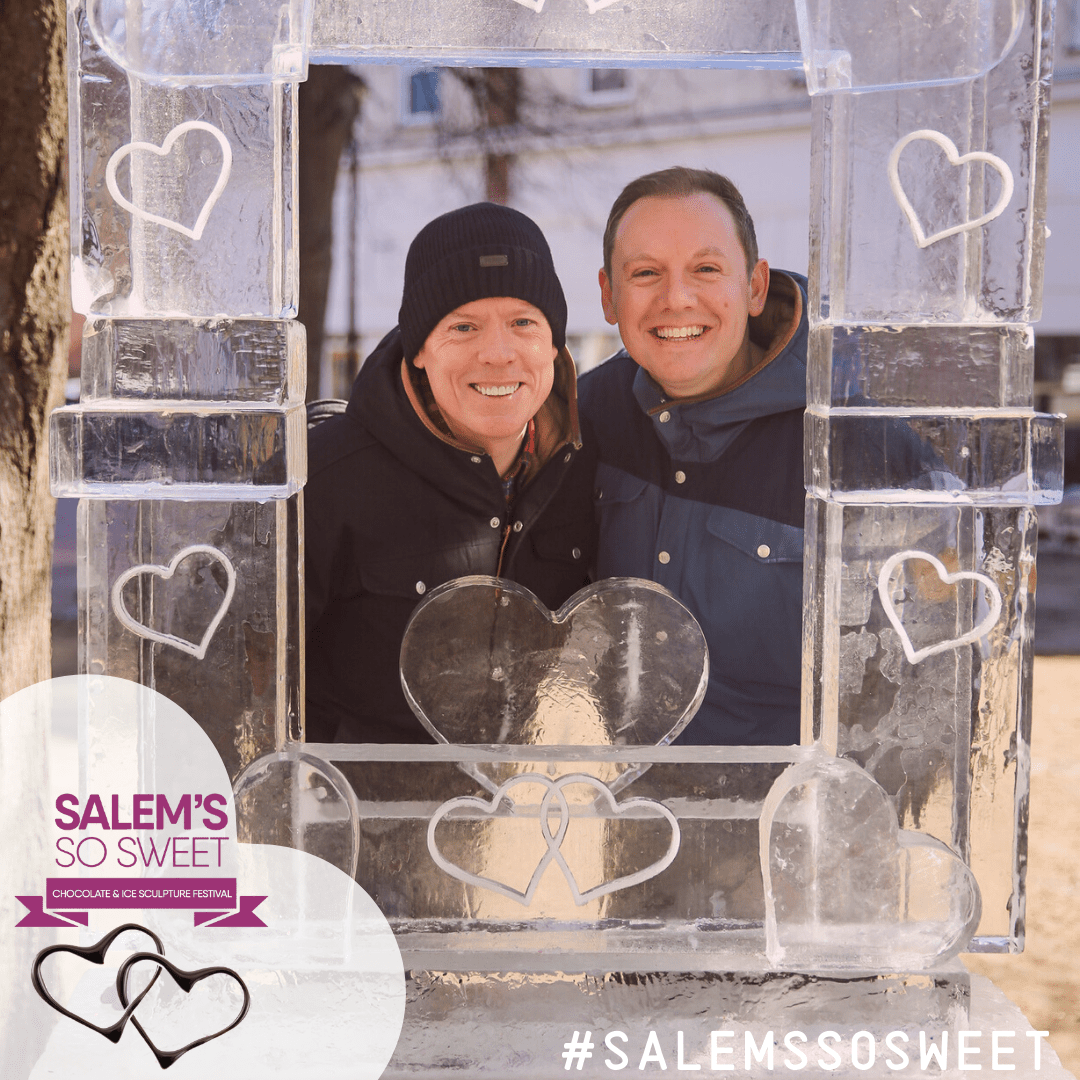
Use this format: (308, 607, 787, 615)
(578, 167, 808, 746)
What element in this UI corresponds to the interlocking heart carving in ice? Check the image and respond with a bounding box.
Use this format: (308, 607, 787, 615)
(427, 773, 681, 906)
(105, 121, 233, 241)
(888, 129, 1014, 249)
(111, 544, 236, 659)
(877, 549, 1003, 664)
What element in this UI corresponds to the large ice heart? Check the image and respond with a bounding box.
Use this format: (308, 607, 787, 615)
(400, 577, 708, 788)
(760, 755, 981, 970)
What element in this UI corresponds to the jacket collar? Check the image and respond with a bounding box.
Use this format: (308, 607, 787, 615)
(630, 271, 808, 463)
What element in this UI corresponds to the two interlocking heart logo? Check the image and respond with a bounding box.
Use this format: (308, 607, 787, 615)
(32, 923, 250, 1068)
(105, 121, 233, 241)
(888, 129, 1014, 249)
(111, 544, 236, 660)
(427, 773, 680, 906)
(877, 549, 1003, 664)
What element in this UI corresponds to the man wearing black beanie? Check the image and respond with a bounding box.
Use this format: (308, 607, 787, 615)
(304, 204, 597, 743)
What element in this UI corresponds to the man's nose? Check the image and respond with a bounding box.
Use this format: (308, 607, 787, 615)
(660, 273, 696, 309)
(476, 324, 517, 361)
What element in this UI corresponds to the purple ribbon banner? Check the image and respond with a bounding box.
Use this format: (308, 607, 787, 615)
(16, 878, 266, 928)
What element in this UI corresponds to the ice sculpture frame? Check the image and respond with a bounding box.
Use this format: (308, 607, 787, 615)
(54, 0, 1060, 984)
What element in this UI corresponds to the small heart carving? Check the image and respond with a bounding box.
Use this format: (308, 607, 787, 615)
(111, 544, 237, 660)
(877, 549, 1003, 665)
(887, 129, 1014, 248)
(117, 952, 251, 1069)
(31, 923, 165, 1043)
(427, 772, 680, 906)
(105, 121, 233, 242)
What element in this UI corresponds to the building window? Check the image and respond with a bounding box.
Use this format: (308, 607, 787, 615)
(404, 69, 441, 122)
(581, 69, 633, 106)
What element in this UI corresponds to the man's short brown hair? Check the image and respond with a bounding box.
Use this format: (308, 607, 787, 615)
(603, 167, 759, 278)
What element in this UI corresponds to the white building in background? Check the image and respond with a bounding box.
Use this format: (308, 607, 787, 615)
(321, 26, 1080, 433)
(320, 65, 812, 396)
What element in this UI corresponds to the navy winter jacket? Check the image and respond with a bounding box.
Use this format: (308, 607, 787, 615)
(305, 329, 597, 743)
(579, 271, 808, 745)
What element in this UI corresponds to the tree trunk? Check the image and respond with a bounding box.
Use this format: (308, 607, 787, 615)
(0, 0, 70, 700)
(298, 65, 365, 401)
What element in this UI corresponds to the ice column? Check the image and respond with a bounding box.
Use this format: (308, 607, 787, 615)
(50, 3, 307, 780)
(799, 0, 1061, 950)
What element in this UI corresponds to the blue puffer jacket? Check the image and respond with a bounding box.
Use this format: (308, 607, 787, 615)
(578, 271, 808, 746)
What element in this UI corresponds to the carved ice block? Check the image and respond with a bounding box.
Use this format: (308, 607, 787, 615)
(808, 27, 1051, 325)
(795, 0, 1025, 94)
(310, 579, 713, 924)
(761, 755, 982, 969)
(310, 0, 799, 65)
(80, 499, 302, 780)
(71, 6, 298, 318)
(78, 318, 305, 404)
(802, 497, 1037, 949)
(400, 577, 708, 792)
(86, 0, 311, 84)
(51, 317, 307, 497)
(807, 325, 1035, 410)
(333, 749, 794, 932)
(51, 405, 305, 498)
(804, 410, 1064, 504)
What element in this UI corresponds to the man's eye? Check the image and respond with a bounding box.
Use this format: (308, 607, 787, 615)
(631, 268, 658, 278)
(450, 323, 474, 332)
(512, 318, 536, 327)
(697, 264, 721, 274)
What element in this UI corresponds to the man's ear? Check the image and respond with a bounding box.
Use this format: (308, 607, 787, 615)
(748, 259, 770, 316)
(599, 268, 618, 326)
(412, 347, 426, 369)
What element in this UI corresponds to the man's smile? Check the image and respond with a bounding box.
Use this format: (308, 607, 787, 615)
(652, 325, 707, 340)
(472, 382, 523, 397)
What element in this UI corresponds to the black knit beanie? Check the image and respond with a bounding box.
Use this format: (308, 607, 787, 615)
(398, 203, 568, 362)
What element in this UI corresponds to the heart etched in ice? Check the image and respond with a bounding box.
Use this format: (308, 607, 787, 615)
(105, 121, 233, 241)
(876, 549, 1003, 664)
(887, 129, 1014, 249)
(760, 755, 981, 970)
(427, 772, 680, 906)
(111, 544, 236, 660)
(400, 577, 708, 790)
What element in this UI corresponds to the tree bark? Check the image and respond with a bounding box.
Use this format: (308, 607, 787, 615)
(298, 65, 365, 401)
(0, 0, 70, 700)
